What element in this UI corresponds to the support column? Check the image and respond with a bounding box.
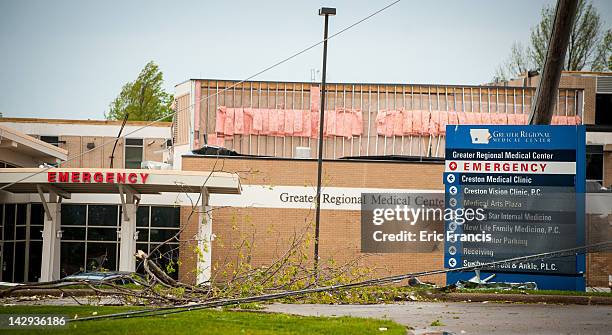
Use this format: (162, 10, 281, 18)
(118, 185, 139, 272)
(197, 188, 212, 285)
(39, 193, 61, 282)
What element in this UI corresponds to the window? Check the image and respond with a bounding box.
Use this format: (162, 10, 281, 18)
(586, 145, 604, 185)
(135, 206, 180, 279)
(29, 204, 44, 281)
(40, 136, 61, 147)
(60, 204, 120, 275)
(0, 161, 18, 168)
(125, 138, 144, 169)
(595, 94, 612, 126)
(1, 204, 29, 282)
(1, 204, 181, 282)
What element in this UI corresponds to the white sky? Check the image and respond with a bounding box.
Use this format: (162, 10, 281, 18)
(1, 0, 611, 120)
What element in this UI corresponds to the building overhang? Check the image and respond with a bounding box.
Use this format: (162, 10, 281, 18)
(0, 124, 68, 164)
(0, 168, 241, 195)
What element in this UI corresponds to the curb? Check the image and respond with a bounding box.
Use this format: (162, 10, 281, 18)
(429, 292, 612, 305)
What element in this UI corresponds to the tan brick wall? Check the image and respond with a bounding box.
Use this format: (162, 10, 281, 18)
(59, 136, 82, 168)
(143, 138, 166, 163)
(179, 155, 611, 288)
(604, 151, 612, 188)
(179, 156, 446, 285)
(586, 213, 612, 287)
(504, 73, 597, 124)
(557, 75, 597, 124)
(179, 206, 200, 284)
(100, 138, 123, 168)
(55, 136, 168, 168)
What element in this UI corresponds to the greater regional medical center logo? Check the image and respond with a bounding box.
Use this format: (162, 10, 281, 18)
(470, 129, 491, 144)
(479, 128, 554, 145)
(468, 128, 554, 145)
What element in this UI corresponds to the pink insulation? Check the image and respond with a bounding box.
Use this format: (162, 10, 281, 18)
(438, 111, 449, 135)
(492, 113, 508, 125)
(233, 108, 244, 134)
(353, 110, 363, 136)
(216, 106, 226, 134)
(310, 86, 320, 112)
(252, 108, 263, 132)
(393, 110, 404, 136)
(481, 113, 492, 125)
(284, 109, 294, 135)
(224, 107, 235, 136)
(376, 110, 387, 135)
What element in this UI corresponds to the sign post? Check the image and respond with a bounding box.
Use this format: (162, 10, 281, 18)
(444, 125, 586, 291)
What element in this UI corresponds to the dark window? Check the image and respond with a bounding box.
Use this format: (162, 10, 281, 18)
(13, 242, 25, 282)
(149, 243, 179, 279)
(28, 241, 42, 282)
(2, 242, 14, 281)
(62, 227, 86, 241)
(0, 161, 18, 168)
(30, 204, 44, 241)
(88, 205, 118, 226)
(60, 242, 85, 277)
(151, 207, 180, 228)
(595, 94, 612, 126)
(125, 138, 144, 146)
(15, 227, 26, 240)
(61, 205, 86, 226)
(125, 138, 144, 169)
(40, 136, 61, 147)
(87, 228, 118, 241)
(137, 206, 150, 227)
(29, 226, 43, 240)
(149, 229, 179, 243)
(4, 204, 15, 240)
(86, 243, 117, 271)
(136, 229, 149, 242)
(16, 204, 26, 225)
(30, 204, 44, 226)
(586, 145, 604, 183)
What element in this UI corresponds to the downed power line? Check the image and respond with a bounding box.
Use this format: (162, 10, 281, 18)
(71, 240, 612, 322)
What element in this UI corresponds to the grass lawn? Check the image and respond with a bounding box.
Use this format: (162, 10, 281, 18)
(0, 305, 406, 334)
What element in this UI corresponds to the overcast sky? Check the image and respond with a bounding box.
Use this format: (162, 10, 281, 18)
(1, 0, 611, 120)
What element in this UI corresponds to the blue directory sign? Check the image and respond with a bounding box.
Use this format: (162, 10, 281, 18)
(444, 125, 586, 291)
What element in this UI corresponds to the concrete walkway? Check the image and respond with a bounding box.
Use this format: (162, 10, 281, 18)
(266, 302, 612, 335)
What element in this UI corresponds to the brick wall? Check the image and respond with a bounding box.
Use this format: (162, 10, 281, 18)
(180, 156, 446, 285)
(56, 136, 167, 168)
(179, 206, 200, 284)
(180, 155, 611, 288)
(504, 72, 597, 124)
(604, 151, 612, 187)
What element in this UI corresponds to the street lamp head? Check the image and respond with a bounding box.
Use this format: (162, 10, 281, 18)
(318, 7, 336, 16)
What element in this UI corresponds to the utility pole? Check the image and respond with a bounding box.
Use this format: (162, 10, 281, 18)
(528, 0, 578, 125)
(314, 7, 336, 283)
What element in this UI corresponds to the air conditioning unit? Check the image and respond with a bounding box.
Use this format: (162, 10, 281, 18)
(294, 147, 311, 159)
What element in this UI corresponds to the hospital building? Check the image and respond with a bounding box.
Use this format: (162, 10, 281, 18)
(0, 71, 610, 288)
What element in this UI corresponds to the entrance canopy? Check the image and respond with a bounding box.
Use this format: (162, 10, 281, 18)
(0, 167, 241, 283)
(0, 168, 241, 196)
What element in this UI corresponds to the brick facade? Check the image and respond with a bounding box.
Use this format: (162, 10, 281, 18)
(180, 156, 447, 285)
(179, 155, 611, 288)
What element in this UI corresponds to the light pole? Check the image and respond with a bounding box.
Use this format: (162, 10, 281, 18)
(314, 7, 336, 283)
